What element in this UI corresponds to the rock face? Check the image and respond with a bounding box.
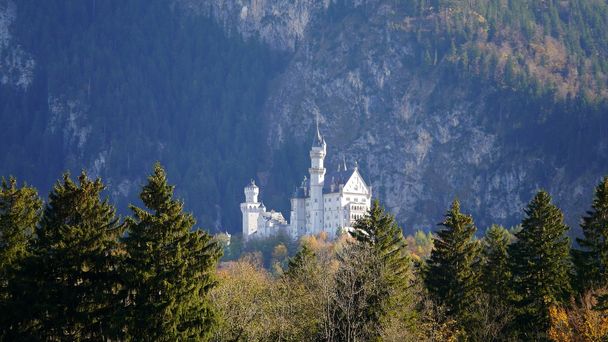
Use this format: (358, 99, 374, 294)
(0, 0, 34, 90)
(1, 0, 606, 234)
(175, 0, 329, 51)
(190, 0, 608, 231)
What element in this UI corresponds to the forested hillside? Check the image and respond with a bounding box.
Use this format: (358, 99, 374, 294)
(1, 0, 608, 233)
(0, 0, 290, 232)
(1, 166, 607, 339)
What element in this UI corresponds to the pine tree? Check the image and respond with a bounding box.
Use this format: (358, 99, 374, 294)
(424, 200, 481, 331)
(285, 243, 317, 280)
(7, 172, 122, 340)
(330, 200, 413, 340)
(350, 200, 414, 337)
(122, 163, 222, 341)
(351, 199, 411, 292)
(481, 225, 512, 305)
(574, 176, 608, 294)
(0, 177, 42, 337)
(0, 177, 41, 273)
(509, 190, 573, 339)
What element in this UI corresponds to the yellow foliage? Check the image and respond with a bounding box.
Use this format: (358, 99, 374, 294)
(549, 290, 608, 342)
(549, 306, 573, 342)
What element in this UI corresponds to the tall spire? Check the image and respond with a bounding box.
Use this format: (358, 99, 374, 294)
(313, 114, 324, 147)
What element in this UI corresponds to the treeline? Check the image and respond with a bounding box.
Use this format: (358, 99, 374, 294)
(0, 164, 221, 340)
(1, 165, 607, 340)
(1, 0, 289, 232)
(214, 183, 608, 341)
(378, 0, 608, 101)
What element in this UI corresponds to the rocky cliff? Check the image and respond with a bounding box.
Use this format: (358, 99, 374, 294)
(184, 0, 608, 231)
(1, 0, 606, 233)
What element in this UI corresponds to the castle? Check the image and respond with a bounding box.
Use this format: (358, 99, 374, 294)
(241, 124, 372, 240)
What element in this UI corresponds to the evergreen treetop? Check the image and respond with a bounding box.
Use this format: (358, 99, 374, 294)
(0, 177, 42, 339)
(574, 176, 608, 292)
(509, 190, 573, 338)
(481, 224, 512, 303)
(122, 163, 222, 341)
(574, 176, 608, 311)
(0, 177, 42, 273)
(424, 199, 482, 331)
(285, 243, 317, 280)
(8, 172, 122, 340)
(351, 199, 411, 292)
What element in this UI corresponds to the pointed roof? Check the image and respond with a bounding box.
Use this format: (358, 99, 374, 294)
(312, 116, 325, 147)
(340, 155, 348, 172)
(324, 165, 370, 195)
(323, 168, 355, 194)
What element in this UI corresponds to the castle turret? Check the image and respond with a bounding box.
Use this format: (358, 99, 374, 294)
(308, 120, 326, 234)
(241, 180, 261, 238)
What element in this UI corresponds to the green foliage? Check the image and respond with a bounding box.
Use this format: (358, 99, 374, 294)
(234, 231, 298, 268)
(285, 243, 317, 280)
(0, 177, 41, 272)
(351, 199, 412, 294)
(574, 176, 608, 294)
(0, 0, 289, 233)
(1, 168, 608, 340)
(388, 0, 608, 100)
(573, 176, 608, 312)
(121, 163, 222, 341)
(331, 243, 384, 341)
(7, 172, 122, 340)
(406, 230, 434, 260)
(331, 200, 414, 340)
(0, 177, 42, 338)
(424, 199, 482, 333)
(509, 190, 573, 339)
(481, 225, 512, 304)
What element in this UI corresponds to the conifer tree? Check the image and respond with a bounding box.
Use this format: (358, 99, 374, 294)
(509, 190, 573, 339)
(122, 163, 221, 341)
(285, 243, 317, 280)
(424, 200, 481, 331)
(574, 176, 608, 294)
(7, 172, 122, 340)
(0, 177, 42, 337)
(0, 177, 41, 274)
(332, 200, 413, 340)
(481, 225, 512, 305)
(351, 200, 411, 290)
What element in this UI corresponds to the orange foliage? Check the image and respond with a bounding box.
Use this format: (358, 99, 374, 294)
(549, 290, 608, 342)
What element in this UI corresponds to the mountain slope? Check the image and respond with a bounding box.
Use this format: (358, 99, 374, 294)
(1, 0, 607, 234)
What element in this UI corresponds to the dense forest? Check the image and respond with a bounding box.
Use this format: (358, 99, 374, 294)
(1, 1, 608, 338)
(0, 165, 606, 340)
(0, 0, 290, 232)
(2, 0, 608, 234)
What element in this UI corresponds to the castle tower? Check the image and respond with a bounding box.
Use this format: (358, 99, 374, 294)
(240, 180, 260, 238)
(308, 120, 326, 234)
